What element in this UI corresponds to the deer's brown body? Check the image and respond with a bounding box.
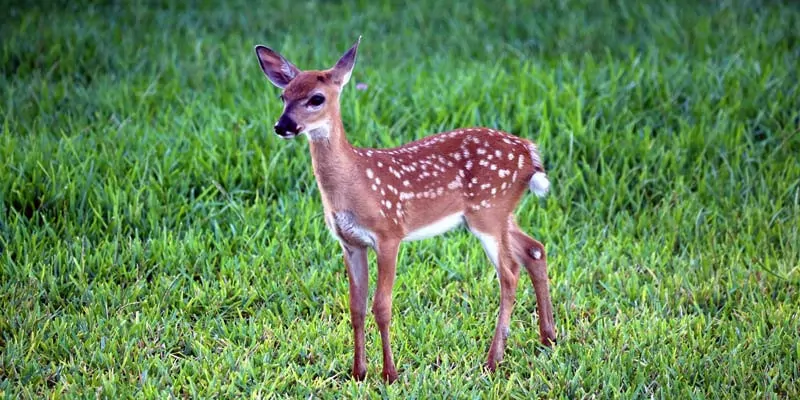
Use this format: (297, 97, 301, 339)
(253, 37, 556, 382)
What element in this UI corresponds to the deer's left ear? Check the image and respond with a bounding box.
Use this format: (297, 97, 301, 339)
(330, 36, 361, 87)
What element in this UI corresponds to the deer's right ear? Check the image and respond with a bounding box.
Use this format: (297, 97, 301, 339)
(254, 45, 301, 89)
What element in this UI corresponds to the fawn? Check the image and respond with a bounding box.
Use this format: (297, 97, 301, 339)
(253, 37, 556, 383)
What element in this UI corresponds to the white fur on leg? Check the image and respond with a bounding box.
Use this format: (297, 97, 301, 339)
(470, 229, 500, 270)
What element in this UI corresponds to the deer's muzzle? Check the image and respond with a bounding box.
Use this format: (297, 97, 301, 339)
(274, 115, 302, 138)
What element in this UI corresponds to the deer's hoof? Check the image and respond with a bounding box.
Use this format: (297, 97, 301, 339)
(540, 328, 557, 347)
(352, 365, 367, 381)
(381, 368, 399, 383)
(484, 359, 498, 373)
(485, 351, 502, 373)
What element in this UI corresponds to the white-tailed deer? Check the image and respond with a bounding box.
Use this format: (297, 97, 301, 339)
(253, 37, 556, 383)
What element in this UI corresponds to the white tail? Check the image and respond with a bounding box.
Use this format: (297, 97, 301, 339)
(253, 37, 556, 383)
(526, 142, 550, 197)
(530, 172, 550, 197)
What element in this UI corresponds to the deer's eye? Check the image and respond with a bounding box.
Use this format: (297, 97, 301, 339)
(307, 94, 325, 107)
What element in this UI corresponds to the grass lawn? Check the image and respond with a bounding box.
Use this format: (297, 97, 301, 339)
(2, 0, 799, 397)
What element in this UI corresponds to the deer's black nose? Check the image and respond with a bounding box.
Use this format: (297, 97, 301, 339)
(274, 115, 300, 138)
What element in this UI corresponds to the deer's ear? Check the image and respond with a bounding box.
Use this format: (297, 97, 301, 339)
(254, 45, 301, 89)
(330, 36, 361, 87)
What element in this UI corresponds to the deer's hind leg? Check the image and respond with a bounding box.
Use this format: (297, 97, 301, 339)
(508, 219, 556, 346)
(466, 214, 522, 372)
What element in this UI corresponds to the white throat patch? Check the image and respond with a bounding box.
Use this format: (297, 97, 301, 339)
(305, 120, 331, 141)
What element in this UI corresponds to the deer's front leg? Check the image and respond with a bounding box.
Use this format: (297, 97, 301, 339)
(342, 244, 369, 381)
(372, 238, 400, 383)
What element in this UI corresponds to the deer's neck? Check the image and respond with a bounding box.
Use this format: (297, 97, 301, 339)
(307, 117, 356, 202)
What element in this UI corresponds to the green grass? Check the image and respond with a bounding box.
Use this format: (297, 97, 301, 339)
(2, 0, 799, 397)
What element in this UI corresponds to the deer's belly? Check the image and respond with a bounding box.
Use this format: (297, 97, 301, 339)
(402, 212, 465, 242)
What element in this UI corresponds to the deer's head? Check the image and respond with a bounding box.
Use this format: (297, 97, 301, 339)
(254, 37, 360, 140)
